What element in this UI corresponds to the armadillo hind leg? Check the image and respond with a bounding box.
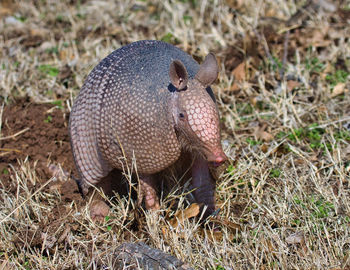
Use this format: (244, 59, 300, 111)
(191, 155, 216, 218)
(138, 175, 160, 210)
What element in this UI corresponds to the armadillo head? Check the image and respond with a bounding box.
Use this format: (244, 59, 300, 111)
(169, 53, 227, 167)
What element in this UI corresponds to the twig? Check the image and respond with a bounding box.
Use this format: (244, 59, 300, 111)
(0, 148, 21, 157)
(308, 117, 350, 129)
(0, 148, 21, 152)
(280, 30, 290, 79)
(0, 127, 30, 141)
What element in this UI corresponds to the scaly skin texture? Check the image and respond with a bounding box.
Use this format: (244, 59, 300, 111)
(69, 40, 227, 219)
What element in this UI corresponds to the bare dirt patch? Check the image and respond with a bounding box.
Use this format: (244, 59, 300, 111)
(0, 98, 80, 201)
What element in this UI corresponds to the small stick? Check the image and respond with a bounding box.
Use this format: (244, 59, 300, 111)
(0, 127, 30, 141)
(0, 148, 21, 152)
(280, 30, 290, 79)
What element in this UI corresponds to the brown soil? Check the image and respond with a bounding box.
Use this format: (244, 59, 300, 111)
(0, 97, 80, 200)
(0, 98, 88, 249)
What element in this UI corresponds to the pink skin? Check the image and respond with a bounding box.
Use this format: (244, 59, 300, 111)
(138, 175, 160, 210)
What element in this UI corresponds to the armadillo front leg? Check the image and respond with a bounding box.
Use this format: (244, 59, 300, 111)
(191, 155, 216, 218)
(138, 175, 160, 210)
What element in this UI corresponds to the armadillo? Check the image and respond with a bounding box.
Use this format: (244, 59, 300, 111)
(69, 40, 227, 218)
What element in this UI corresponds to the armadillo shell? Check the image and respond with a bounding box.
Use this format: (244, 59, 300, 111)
(69, 40, 201, 185)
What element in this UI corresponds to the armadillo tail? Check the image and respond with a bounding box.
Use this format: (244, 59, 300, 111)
(72, 175, 89, 197)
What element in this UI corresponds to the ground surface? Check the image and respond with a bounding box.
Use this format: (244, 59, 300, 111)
(0, 0, 350, 269)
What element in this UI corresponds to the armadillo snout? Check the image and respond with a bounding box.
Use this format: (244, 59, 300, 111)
(182, 89, 227, 167)
(207, 150, 228, 167)
(186, 98, 219, 144)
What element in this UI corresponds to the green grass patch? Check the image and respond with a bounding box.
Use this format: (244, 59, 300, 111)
(325, 69, 349, 87)
(310, 196, 335, 219)
(294, 195, 334, 219)
(45, 46, 59, 55)
(269, 168, 282, 178)
(44, 115, 53, 123)
(246, 137, 262, 146)
(38, 64, 59, 77)
(226, 164, 235, 176)
(51, 100, 64, 109)
(2, 168, 9, 175)
(276, 124, 326, 150)
(160, 32, 177, 43)
(305, 57, 325, 73)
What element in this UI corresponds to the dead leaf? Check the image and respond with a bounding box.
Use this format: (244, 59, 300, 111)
(57, 226, 71, 244)
(330, 83, 348, 98)
(228, 61, 246, 92)
(310, 29, 331, 47)
(59, 49, 75, 61)
(0, 0, 17, 18)
(255, 123, 274, 142)
(30, 28, 47, 37)
(209, 217, 241, 232)
(286, 231, 308, 255)
(287, 80, 301, 92)
(49, 183, 62, 191)
(168, 203, 200, 227)
(261, 144, 268, 153)
(225, 0, 245, 9)
(232, 62, 245, 81)
(286, 231, 304, 244)
(199, 227, 223, 241)
(294, 158, 306, 165)
(58, 65, 73, 80)
(249, 96, 257, 107)
(41, 232, 57, 249)
(263, 239, 275, 253)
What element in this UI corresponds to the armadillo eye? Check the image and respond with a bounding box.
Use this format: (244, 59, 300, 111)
(179, 113, 185, 119)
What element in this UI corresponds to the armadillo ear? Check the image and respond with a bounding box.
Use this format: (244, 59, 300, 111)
(195, 53, 219, 86)
(169, 60, 188, 90)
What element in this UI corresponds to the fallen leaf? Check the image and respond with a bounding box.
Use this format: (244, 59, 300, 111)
(41, 232, 57, 249)
(330, 83, 348, 98)
(287, 80, 301, 92)
(49, 183, 62, 191)
(209, 217, 241, 232)
(232, 61, 245, 81)
(0, 0, 16, 18)
(261, 144, 268, 153)
(255, 123, 274, 142)
(199, 227, 223, 241)
(57, 226, 71, 243)
(228, 61, 246, 92)
(294, 158, 306, 165)
(286, 231, 304, 244)
(30, 28, 47, 37)
(249, 96, 257, 107)
(168, 203, 200, 227)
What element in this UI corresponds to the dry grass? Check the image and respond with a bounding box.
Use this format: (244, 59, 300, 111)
(1, 0, 350, 269)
